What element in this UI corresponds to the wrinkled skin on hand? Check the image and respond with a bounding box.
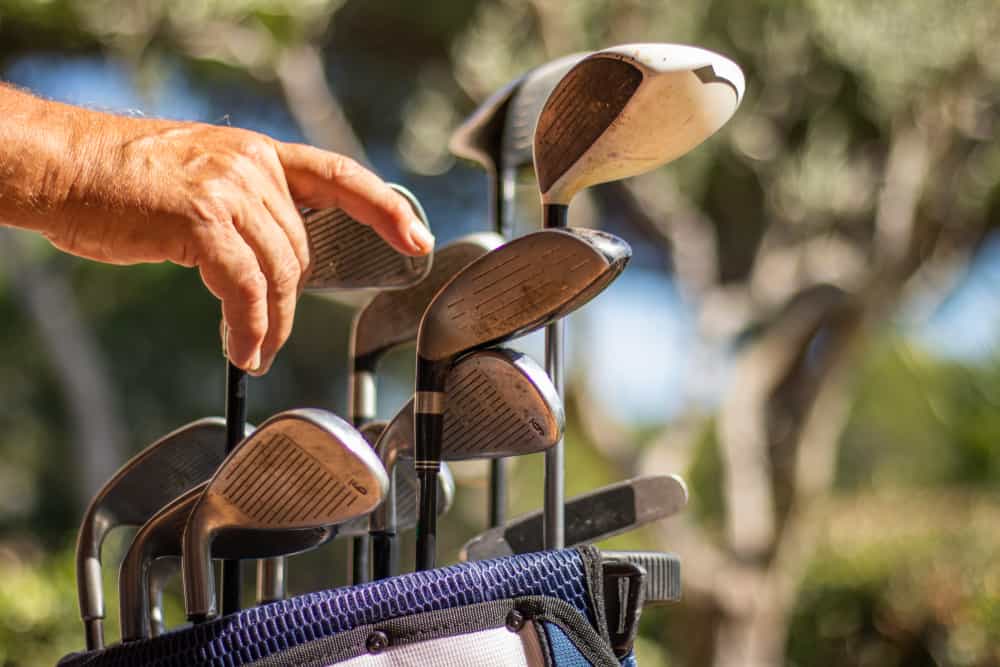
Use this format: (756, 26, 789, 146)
(0, 86, 434, 374)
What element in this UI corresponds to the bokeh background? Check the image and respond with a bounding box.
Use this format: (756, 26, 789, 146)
(0, 1, 999, 665)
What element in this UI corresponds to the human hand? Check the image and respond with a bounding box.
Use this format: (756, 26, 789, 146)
(6, 98, 434, 374)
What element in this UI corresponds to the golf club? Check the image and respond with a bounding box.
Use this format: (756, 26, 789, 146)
(449, 53, 585, 530)
(229, 185, 431, 609)
(533, 43, 745, 549)
(119, 482, 335, 642)
(75, 417, 243, 650)
(182, 408, 387, 621)
(373, 347, 562, 579)
(346, 232, 501, 583)
(460, 474, 688, 560)
(413, 227, 630, 569)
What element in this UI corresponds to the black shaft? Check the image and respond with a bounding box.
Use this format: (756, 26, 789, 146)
(351, 537, 370, 584)
(489, 462, 507, 528)
(415, 469, 438, 571)
(221, 361, 247, 617)
(371, 531, 397, 580)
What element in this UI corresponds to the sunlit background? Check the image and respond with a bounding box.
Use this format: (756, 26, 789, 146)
(0, 1, 999, 665)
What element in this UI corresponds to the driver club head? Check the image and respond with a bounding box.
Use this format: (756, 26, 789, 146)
(120, 483, 335, 642)
(303, 184, 432, 290)
(534, 43, 745, 206)
(181, 409, 388, 621)
(75, 417, 249, 650)
(460, 474, 688, 561)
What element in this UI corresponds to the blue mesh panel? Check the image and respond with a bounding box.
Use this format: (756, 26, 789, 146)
(61, 549, 593, 667)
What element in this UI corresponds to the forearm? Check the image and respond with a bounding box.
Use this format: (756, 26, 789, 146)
(0, 84, 108, 234)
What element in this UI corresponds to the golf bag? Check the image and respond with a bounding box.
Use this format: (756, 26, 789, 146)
(59, 546, 653, 666)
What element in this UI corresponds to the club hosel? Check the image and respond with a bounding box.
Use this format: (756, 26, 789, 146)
(350, 365, 377, 426)
(182, 528, 216, 621)
(118, 554, 151, 643)
(79, 555, 104, 624)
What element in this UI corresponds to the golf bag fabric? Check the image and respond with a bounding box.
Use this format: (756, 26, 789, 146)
(59, 546, 633, 666)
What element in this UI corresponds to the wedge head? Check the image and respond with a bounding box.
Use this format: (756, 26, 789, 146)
(304, 184, 432, 290)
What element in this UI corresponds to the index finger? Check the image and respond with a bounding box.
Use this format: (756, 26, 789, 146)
(274, 142, 434, 257)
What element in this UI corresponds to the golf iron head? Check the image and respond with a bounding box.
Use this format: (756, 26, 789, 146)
(181, 408, 388, 621)
(303, 183, 432, 290)
(75, 417, 249, 650)
(119, 482, 336, 642)
(460, 474, 688, 560)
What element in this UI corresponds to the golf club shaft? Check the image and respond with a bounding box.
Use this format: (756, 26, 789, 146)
(222, 361, 247, 616)
(350, 376, 375, 584)
(416, 469, 438, 570)
(542, 203, 569, 550)
(487, 165, 519, 529)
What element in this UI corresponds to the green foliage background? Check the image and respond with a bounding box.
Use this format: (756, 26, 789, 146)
(0, 0, 998, 665)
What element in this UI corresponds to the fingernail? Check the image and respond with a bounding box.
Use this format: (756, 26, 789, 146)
(408, 220, 435, 254)
(248, 349, 262, 374)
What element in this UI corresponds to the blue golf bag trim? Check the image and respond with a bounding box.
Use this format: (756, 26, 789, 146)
(60, 546, 626, 666)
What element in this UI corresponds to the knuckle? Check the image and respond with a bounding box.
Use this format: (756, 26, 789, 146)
(325, 155, 362, 183)
(233, 269, 268, 305)
(270, 261, 301, 297)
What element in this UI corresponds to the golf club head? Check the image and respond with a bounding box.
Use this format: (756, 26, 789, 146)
(416, 227, 631, 368)
(350, 233, 504, 423)
(181, 409, 387, 620)
(534, 43, 745, 205)
(460, 474, 688, 560)
(374, 348, 563, 533)
(448, 77, 522, 171)
(120, 482, 335, 642)
(303, 184, 432, 290)
(501, 53, 589, 171)
(75, 417, 250, 650)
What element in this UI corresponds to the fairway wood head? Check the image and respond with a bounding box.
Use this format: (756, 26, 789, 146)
(181, 409, 387, 620)
(352, 233, 505, 373)
(303, 184, 432, 290)
(120, 483, 334, 642)
(460, 474, 688, 561)
(501, 53, 588, 171)
(75, 417, 248, 649)
(373, 348, 562, 533)
(416, 228, 630, 365)
(534, 43, 745, 205)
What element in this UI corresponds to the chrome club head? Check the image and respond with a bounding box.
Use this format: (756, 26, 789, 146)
(349, 233, 504, 424)
(303, 184, 432, 290)
(534, 43, 745, 206)
(75, 417, 248, 650)
(120, 483, 335, 642)
(460, 475, 689, 561)
(181, 409, 387, 621)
